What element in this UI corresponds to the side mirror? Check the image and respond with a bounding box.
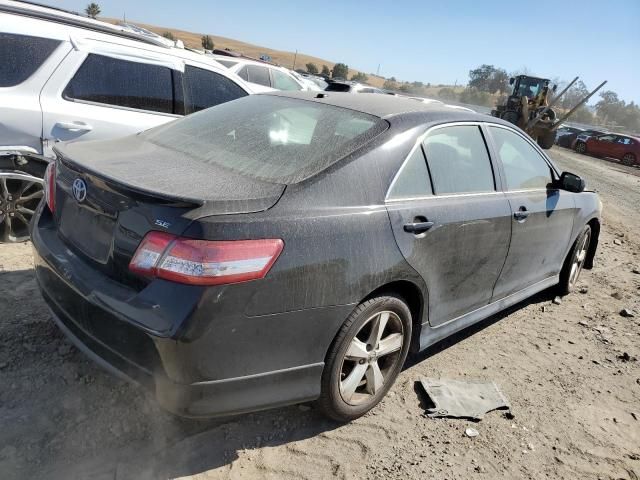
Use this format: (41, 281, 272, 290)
(559, 171, 585, 193)
(509, 77, 515, 85)
(552, 84, 558, 92)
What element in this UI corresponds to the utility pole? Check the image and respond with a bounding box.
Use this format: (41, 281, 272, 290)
(292, 49, 298, 70)
(376, 64, 380, 76)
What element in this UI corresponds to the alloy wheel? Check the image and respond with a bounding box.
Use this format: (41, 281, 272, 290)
(339, 310, 404, 406)
(576, 142, 586, 154)
(0, 173, 44, 243)
(622, 153, 635, 166)
(569, 230, 591, 288)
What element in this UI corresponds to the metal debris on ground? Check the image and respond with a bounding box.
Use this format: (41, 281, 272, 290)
(418, 377, 511, 421)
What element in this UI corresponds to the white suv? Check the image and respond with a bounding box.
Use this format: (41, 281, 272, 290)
(0, 0, 256, 242)
(211, 55, 320, 92)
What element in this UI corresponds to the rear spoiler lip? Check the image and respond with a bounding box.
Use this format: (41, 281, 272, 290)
(53, 145, 205, 208)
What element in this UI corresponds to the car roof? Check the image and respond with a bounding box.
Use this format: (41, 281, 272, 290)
(263, 91, 493, 122)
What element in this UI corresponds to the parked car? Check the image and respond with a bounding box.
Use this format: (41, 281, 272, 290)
(289, 70, 323, 91)
(575, 133, 640, 166)
(554, 126, 584, 147)
(0, 0, 255, 242)
(299, 73, 329, 90)
(32, 92, 601, 421)
(211, 55, 311, 92)
(325, 81, 384, 94)
(570, 129, 608, 150)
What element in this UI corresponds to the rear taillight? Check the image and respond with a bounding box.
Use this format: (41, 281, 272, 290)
(129, 231, 284, 286)
(43, 162, 56, 213)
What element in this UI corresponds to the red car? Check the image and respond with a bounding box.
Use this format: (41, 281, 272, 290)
(575, 133, 640, 166)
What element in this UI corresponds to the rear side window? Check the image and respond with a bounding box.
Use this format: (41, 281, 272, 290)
(238, 65, 271, 87)
(423, 125, 495, 194)
(63, 54, 175, 114)
(271, 70, 302, 91)
(142, 95, 387, 183)
(325, 83, 351, 92)
(489, 126, 552, 190)
(0, 33, 60, 87)
(387, 146, 432, 199)
(184, 66, 247, 113)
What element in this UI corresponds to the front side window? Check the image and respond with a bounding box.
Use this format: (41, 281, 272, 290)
(184, 66, 247, 114)
(142, 95, 386, 183)
(423, 125, 495, 194)
(271, 70, 302, 91)
(387, 146, 432, 199)
(63, 54, 175, 114)
(489, 126, 553, 190)
(0, 33, 61, 87)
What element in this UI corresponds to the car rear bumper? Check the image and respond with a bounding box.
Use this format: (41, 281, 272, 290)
(31, 209, 344, 417)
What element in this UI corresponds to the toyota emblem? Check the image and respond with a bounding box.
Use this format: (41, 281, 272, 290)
(72, 178, 87, 202)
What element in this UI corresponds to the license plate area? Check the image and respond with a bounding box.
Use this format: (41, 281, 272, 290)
(58, 198, 115, 264)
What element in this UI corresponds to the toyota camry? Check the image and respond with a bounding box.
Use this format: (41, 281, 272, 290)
(31, 92, 601, 421)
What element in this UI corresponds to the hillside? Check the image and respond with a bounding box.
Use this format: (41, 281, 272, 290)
(104, 18, 388, 88)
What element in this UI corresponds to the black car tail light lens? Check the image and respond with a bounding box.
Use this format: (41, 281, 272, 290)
(129, 231, 284, 286)
(43, 162, 56, 213)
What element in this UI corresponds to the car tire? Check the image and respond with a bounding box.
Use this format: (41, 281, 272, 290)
(575, 141, 587, 154)
(622, 153, 636, 166)
(537, 129, 556, 150)
(501, 110, 519, 125)
(558, 224, 592, 296)
(317, 295, 412, 422)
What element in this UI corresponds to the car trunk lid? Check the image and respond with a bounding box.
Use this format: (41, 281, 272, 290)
(52, 137, 285, 288)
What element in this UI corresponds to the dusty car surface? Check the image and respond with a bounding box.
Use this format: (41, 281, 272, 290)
(31, 92, 601, 421)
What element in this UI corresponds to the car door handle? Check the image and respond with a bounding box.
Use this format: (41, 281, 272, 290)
(513, 207, 529, 221)
(54, 121, 93, 132)
(404, 220, 435, 234)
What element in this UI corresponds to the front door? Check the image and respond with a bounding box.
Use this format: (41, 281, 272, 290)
(487, 125, 576, 300)
(386, 124, 512, 326)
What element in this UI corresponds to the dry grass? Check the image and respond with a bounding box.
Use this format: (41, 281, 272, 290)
(103, 18, 387, 88)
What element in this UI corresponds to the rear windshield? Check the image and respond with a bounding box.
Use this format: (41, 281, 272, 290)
(142, 95, 386, 183)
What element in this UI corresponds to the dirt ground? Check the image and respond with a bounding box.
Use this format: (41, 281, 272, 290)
(1, 147, 639, 480)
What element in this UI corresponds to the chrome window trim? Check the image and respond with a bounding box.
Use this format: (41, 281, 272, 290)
(385, 120, 561, 203)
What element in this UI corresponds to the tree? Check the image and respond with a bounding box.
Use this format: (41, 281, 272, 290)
(459, 88, 493, 107)
(84, 2, 101, 18)
(437, 87, 458, 101)
(201, 35, 214, 50)
(321, 65, 331, 77)
(595, 90, 624, 122)
(558, 80, 590, 110)
(332, 63, 349, 80)
(351, 72, 368, 83)
(162, 31, 176, 41)
(305, 63, 318, 75)
(383, 79, 398, 90)
(468, 64, 508, 94)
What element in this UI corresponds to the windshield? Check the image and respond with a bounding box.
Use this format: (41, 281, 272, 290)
(141, 95, 386, 183)
(516, 78, 546, 98)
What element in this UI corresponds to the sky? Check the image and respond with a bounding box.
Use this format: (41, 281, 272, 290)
(53, 0, 640, 104)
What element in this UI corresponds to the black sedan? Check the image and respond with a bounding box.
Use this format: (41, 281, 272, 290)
(32, 92, 602, 421)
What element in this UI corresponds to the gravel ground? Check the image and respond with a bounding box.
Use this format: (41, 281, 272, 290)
(0, 147, 639, 480)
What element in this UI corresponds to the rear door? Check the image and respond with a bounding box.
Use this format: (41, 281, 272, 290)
(40, 50, 181, 157)
(386, 123, 512, 326)
(487, 125, 575, 299)
(0, 27, 71, 155)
